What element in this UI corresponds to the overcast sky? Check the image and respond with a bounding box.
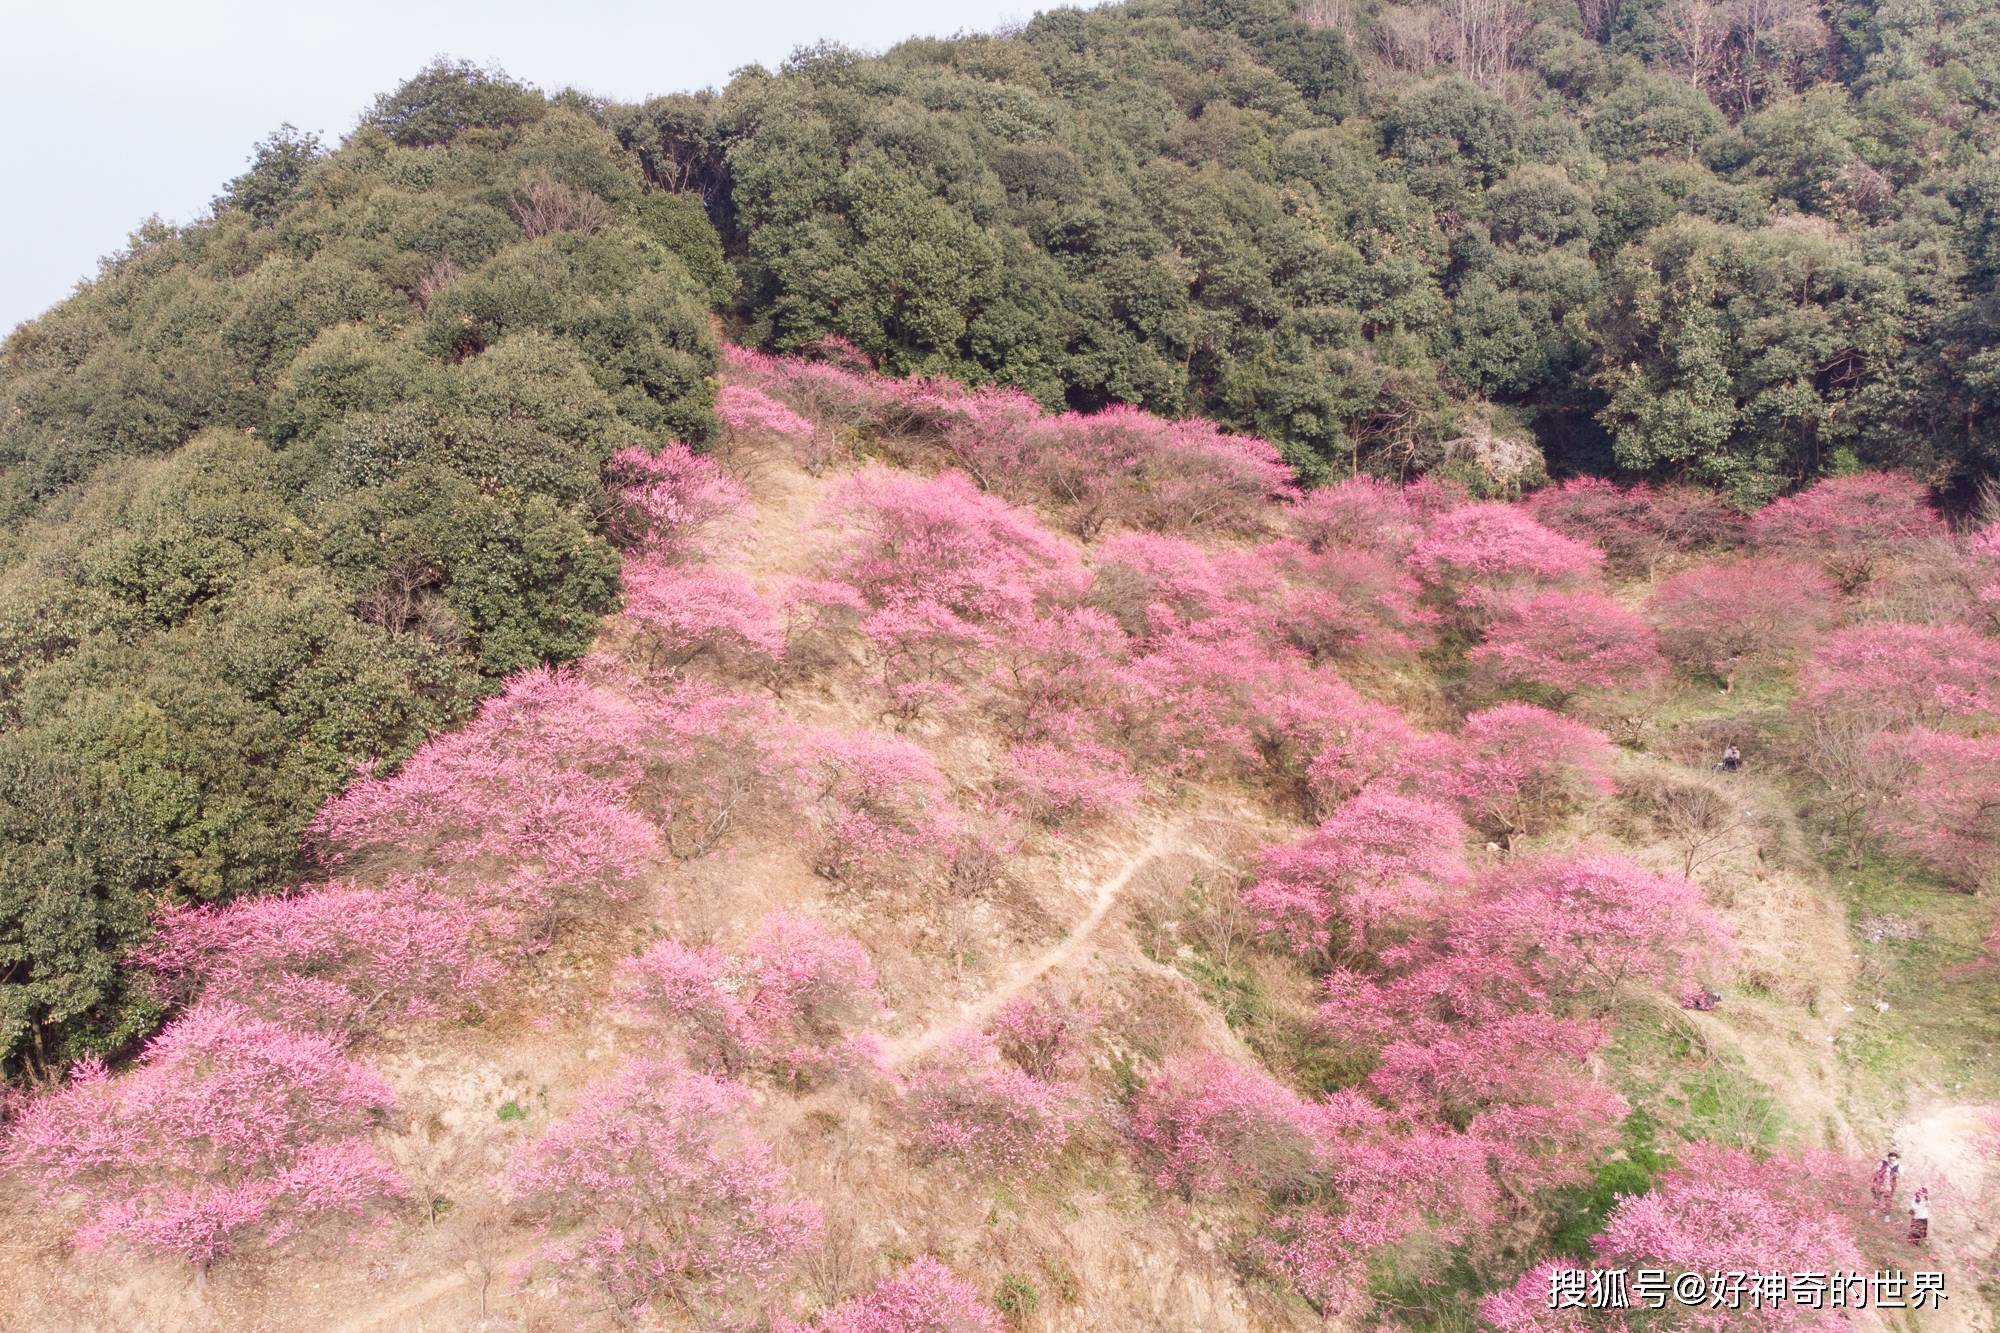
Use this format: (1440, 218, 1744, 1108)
(0, 0, 1050, 333)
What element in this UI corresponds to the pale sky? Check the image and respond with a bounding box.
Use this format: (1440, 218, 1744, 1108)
(0, 0, 1057, 333)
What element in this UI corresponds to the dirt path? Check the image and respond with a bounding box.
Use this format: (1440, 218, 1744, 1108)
(328, 1248, 496, 1320)
(883, 824, 1177, 1066)
(1890, 1102, 1998, 1333)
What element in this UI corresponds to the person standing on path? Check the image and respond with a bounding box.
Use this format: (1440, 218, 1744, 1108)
(1871, 1151, 1902, 1216)
(1907, 1187, 1930, 1247)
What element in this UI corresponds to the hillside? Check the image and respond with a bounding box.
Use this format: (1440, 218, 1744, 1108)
(2, 5, 2000, 1329)
(0, 346, 1994, 1331)
(11, 0, 2000, 1084)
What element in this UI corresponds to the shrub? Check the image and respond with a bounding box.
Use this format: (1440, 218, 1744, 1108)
(781, 1257, 1003, 1333)
(4, 1001, 400, 1265)
(781, 577, 870, 672)
(1128, 1052, 1328, 1198)
(1647, 557, 1838, 688)
(900, 1032, 1073, 1176)
(1797, 622, 2000, 728)
(1470, 589, 1666, 700)
(1242, 790, 1470, 961)
(508, 1059, 821, 1319)
(133, 877, 498, 1039)
(509, 176, 612, 239)
(616, 913, 883, 1085)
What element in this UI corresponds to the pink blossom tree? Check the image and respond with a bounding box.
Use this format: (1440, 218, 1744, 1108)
(1865, 728, 2000, 889)
(899, 1032, 1073, 1177)
(508, 1059, 821, 1321)
(621, 560, 785, 671)
(605, 442, 748, 560)
(1000, 739, 1143, 829)
(616, 912, 883, 1085)
(1260, 673, 1423, 817)
(1749, 471, 1943, 590)
(1484, 1145, 1881, 1331)
(1242, 790, 1471, 962)
(1128, 1052, 1330, 1197)
(1316, 853, 1726, 1200)
(1647, 557, 1838, 689)
(717, 382, 814, 440)
(1413, 703, 1617, 843)
(1470, 590, 1666, 701)
(1113, 618, 1277, 778)
(779, 1257, 1003, 1333)
(4, 1001, 401, 1266)
(987, 606, 1131, 744)
(1406, 504, 1604, 621)
(795, 729, 961, 884)
(1797, 622, 2000, 728)
(988, 992, 1098, 1083)
(309, 665, 664, 939)
(824, 469, 1081, 630)
(133, 877, 498, 1039)
(1523, 476, 1743, 576)
(1267, 540, 1437, 668)
(1089, 531, 1282, 644)
(1288, 477, 1423, 557)
(1461, 851, 1729, 1009)
(1257, 1121, 1498, 1316)
(943, 404, 1296, 539)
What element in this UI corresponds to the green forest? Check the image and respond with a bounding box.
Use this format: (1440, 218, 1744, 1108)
(3, 0, 1998, 1078)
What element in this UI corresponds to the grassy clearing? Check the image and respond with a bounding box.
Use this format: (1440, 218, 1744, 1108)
(1604, 1010, 1791, 1151)
(1828, 852, 2000, 1106)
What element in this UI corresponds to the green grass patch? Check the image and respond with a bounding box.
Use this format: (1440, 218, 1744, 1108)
(1828, 852, 2000, 1101)
(1545, 1109, 1673, 1258)
(996, 1273, 1040, 1324)
(1604, 1011, 1789, 1150)
(1174, 951, 1267, 1033)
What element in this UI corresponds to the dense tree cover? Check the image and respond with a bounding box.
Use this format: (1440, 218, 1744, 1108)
(0, 61, 719, 1076)
(606, 0, 2000, 494)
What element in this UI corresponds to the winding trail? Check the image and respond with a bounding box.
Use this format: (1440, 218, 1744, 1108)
(883, 823, 1177, 1066)
(329, 1248, 528, 1333)
(332, 823, 1188, 1331)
